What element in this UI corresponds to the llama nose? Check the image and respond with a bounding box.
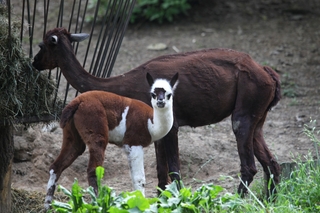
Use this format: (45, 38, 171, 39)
(157, 100, 165, 108)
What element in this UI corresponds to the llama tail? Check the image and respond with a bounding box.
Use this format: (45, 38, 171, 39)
(264, 66, 281, 111)
(60, 98, 81, 128)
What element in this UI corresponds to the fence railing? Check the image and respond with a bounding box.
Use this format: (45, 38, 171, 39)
(8, 0, 135, 123)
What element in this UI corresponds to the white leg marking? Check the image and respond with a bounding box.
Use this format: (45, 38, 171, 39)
(44, 169, 57, 210)
(232, 120, 241, 133)
(123, 145, 145, 195)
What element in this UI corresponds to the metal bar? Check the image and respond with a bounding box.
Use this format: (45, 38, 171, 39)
(103, 0, 135, 77)
(106, 0, 135, 77)
(79, 0, 89, 67)
(73, 0, 82, 52)
(63, 0, 77, 104)
(26, 0, 32, 58)
(97, 0, 121, 77)
(56, 0, 64, 27)
(20, 0, 25, 42)
(98, 0, 124, 78)
(74, 0, 89, 97)
(67, 0, 76, 32)
(43, 0, 49, 37)
(7, 0, 10, 38)
(103, 0, 128, 77)
(29, 0, 37, 58)
(91, 0, 115, 77)
(84, 0, 100, 74)
(13, 114, 61, 124)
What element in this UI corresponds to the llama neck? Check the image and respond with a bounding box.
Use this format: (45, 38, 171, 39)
(148, 106, 174, 141)
(57, 50, 150, 104)
(58, 52, 110, 93)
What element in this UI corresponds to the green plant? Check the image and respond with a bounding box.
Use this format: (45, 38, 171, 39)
(50, 167, 158, 212)
(276, 155, 320, 212)
(131, 0, 191, 23)
(273, 121, 320, 212)
(304, 120, 320, 158)
(85, 0, 191, 24)
(49, 167, 242, 212)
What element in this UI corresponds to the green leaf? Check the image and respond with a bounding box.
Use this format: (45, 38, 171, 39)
(126, 191, 150, 211)
(179, 187, 192, 200)
(165, 181, 180, 197)
(71, 179, 84, 210)
(51, 200, 72, 211)
(96, 166, 105, 190)
(109, 206, 129, 213)
(96, 166, 105, 180)
(167, 197, 181, 206)
(58, 184, 72, 197)
(86, 186, 97, 203)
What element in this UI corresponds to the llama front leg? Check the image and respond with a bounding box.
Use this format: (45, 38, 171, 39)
(123, 145, 146, 195)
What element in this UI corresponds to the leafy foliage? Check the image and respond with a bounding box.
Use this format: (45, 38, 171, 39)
(86, 0, 191, 24)
(131, 0, 191, 23)
(49, 167, 242, 213)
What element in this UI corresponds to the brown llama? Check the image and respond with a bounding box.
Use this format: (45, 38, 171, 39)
(33, 27, 281, 199)
(44, 72, 179, 209)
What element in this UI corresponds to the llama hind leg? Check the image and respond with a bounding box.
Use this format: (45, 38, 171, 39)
(232, 114, 257, 196)
(123, 145, 146, 195)
(45, 133, 85, 209)
(73, 107, 109, 194)
(253, 113, 280, 198)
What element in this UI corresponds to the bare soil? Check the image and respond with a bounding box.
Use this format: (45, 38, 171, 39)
(11, 0, 320, 201)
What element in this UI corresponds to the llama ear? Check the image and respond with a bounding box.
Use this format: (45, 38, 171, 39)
(70, 33, 90, 42)
(146, 72, 154, 87)
(170, 72, 179, 89)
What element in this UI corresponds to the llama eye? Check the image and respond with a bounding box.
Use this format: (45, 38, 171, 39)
(151, 93, 156, 99)
(167, 94, 172, 99)
(51, 35, 58, 44)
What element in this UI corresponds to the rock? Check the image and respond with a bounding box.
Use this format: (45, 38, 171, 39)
(147, 43, 167, 51)
(14, 136, 33, 162)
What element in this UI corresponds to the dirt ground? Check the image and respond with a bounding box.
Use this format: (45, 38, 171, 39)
(11, 0, 320, 201)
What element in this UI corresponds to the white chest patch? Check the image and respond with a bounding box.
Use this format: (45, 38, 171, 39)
(109, 106, 129, 145)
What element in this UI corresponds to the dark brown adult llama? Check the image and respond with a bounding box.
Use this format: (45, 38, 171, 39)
(32, 27, 281, 198)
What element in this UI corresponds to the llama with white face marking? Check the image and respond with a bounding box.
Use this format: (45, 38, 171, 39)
(44, 73, 178, 210)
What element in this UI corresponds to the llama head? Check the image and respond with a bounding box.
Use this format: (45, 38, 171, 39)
(33, 27, 89, 71)
(146, 72, 179, 109)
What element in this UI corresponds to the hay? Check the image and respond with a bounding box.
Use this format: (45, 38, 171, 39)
(11, 188, 46, 213)
(11, 188, 69, 213)
(0, 4, 63, 125)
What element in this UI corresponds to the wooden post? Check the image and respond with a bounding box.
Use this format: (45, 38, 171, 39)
(0, 124, 14, 213)
(0, 0, 13, 211)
